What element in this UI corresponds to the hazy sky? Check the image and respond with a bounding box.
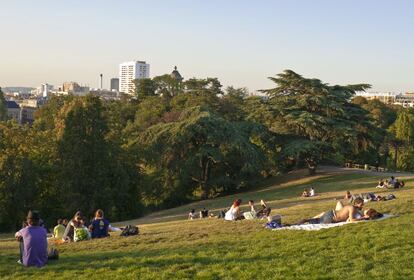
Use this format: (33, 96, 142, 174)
(1, 0, 414, 92)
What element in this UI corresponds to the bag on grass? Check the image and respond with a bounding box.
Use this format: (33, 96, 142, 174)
(120, 225, 139, 236)
(265, 221, 282, 229)
(48, 248, 59, 260)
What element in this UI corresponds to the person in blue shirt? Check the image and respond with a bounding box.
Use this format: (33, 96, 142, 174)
(89, 209, 109, 238)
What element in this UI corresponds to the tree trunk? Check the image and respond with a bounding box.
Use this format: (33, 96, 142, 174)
(200, 157, 211, 200)
(394, 145, 398, 172)
(306, 159, 317, 176)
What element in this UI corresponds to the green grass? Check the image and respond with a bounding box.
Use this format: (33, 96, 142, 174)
(1, 169, 414, 279)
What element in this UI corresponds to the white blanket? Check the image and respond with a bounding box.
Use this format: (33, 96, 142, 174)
(273, 214, 394, 231)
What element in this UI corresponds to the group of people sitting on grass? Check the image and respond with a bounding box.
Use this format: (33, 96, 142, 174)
(302, 187, 316, 197)
(188, 208, 213, 220)
(188, 199, 272, 221)
(14, 209, 113, 268)
(376, 176, 405, 189)
(224, 199, 272, 221)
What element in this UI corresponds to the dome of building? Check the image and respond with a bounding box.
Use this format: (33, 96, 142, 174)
(170, 66, 183, 82)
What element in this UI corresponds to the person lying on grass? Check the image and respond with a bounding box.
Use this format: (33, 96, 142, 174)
(297, 197, 366, 224)
(225, 199, 243, 221)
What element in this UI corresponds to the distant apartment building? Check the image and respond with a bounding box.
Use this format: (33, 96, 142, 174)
(355, 91, 414, 107)
(6, 101, 20, 122)
(119, 61, 150, 94)
(61, 82, 89, 96)
(110, 78, 119, 92)
(31, 83, 54, 98)
(395, 93, 414, 107)
(354, 92, 399, 105)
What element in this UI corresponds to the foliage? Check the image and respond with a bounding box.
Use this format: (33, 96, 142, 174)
(261, 70, 380, 173)
(1, 69, 412, 230)
(129, 107, 271, 204)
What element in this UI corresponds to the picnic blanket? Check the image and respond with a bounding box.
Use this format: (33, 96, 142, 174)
(273, 214, 394, 231)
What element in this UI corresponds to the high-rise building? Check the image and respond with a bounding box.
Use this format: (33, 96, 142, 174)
(110, 78, 119, 92)
(119, 61, 150, 94)
(31, 83, 53, 98)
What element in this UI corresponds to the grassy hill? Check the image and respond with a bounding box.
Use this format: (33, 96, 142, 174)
(1, 168, 414, 279)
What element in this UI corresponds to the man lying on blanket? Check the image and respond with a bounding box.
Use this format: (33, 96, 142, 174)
(297, 197, 372, 225)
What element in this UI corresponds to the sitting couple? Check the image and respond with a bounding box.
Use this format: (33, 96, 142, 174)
(62, 209, 110, 242)
(297, 197, 383, 225)
(224, 199, 271, 221)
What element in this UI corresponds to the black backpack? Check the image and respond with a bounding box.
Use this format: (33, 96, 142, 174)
(120, 225, 139, 236)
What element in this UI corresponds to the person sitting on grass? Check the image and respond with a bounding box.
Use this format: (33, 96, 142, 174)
(394, 179, 405, 189)
(256, 199, 272, 219)
(199, 208, 209, 219)
(302, 189, 310, 197)
(62, 211, 86, 242)
(62, 218, 68, 227)
(389, 176, 397, 187)
(297, 197, 365, 224)
(53, 219, 66, 239)
(15, 211, 48, 267)
(188, 209, 197, 220)
(243, 200, 257, 220)
(225, 199, 243, 221)
(73, 217, 91, 242)
(344, 191, 352, 200)
(309, 187, 315, 197)
(89, 209, 110, 239)
(376, 180, 387, 189)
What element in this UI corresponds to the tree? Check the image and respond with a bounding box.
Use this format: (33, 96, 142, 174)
(153, 74, 183, 97)
(261, 70, 375, 174)
(55, 95, 114, 214)
(132, 78, 157, 98)
(388, 110, 414, 171)
(131, 107, 268, 203)
(0, 87, 7, 121)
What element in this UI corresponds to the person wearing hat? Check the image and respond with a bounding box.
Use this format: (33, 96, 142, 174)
(15, 210, 48, 267)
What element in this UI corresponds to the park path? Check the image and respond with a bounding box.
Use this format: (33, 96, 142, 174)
(318, 165, 414, 178)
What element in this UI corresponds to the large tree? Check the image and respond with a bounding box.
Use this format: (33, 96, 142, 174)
(130, 107, 269, 203)
(261, 70, 376, 174)
(55, 96, 114, 214)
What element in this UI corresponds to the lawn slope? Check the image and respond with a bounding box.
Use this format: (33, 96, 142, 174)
(1, 169, 414, 280)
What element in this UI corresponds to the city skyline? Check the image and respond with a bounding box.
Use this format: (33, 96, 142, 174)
(2, 1, 414, 92)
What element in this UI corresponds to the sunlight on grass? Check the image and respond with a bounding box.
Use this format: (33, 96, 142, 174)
(1, 170, 414, 279)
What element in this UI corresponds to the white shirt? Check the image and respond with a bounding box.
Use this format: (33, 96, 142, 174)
(225, 206, 239, 221)
(310, 189, 315, 197)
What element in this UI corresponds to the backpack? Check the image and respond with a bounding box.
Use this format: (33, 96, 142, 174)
(120, 225, 139, 236)
(74, 227, 90, 242)
(265, 221, 282, 229)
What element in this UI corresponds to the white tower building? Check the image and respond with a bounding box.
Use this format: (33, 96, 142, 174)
(119, 61, 150, 94)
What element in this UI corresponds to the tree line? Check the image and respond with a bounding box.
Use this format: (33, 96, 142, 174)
(0, 70, 412, 231)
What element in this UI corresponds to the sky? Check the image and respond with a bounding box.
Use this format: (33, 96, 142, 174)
(1, 0, 414, 92)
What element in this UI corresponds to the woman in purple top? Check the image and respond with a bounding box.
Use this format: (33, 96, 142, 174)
(15, 211, 48, 268)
